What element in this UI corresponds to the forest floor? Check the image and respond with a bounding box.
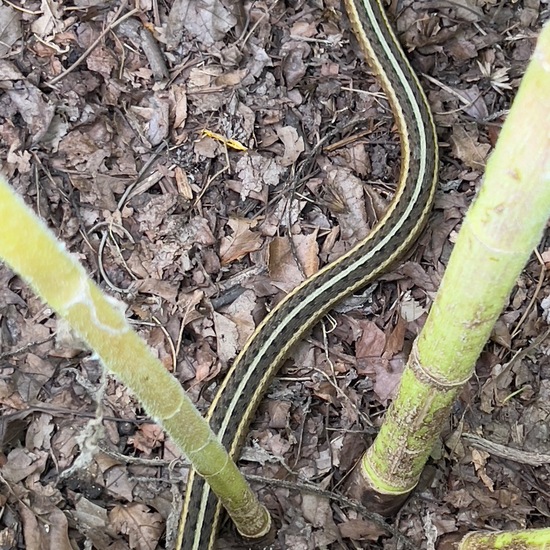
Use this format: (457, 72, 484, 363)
(0, 1, 549, 549)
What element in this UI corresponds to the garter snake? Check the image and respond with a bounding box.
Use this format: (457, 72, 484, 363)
(176, 0, 438, 548)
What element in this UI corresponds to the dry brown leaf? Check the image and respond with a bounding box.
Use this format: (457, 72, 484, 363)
(326, 167, 370, 245)
(460, 85, 489, 120)
(243, 44, 272, 84)
(290, 20, 317, 38)
(472, 448, 494, 491)
(398, 262, 440, 293)
(301, 494, 339, 545)
(25, 413, 54, 450)
(166, 0, 236, 47)
(355, 321, 405, 403)
(193, 341, 217, 384)
(450, 124, 490, 171)
(19, 502, 73, 550)
(215, 69, 247, 87)
(400, 293, 427, 322)
(58, 129, 103, 173)
(294, 232, 320, 277)
(72, 497, 111, 548)
(86, 45, 118, 79)
(266, 400, 291, 430)
(176, 289, 204, 327)
(235, 153, 265, 199)
(186, 66, 225, 112)
(355, 320, 386, 360)
(50, 420, 80, 469)
(253, 431, 291, 457)
(146, 94, 171, 146)
(109, 503, 163, 550)
(268, 233, 319, 293)
(223, 289, 256, 348)
(176, 216, 216, 248)
(129, 93, 170, 146)
(338, 518, 387, 541)
(135, 279, 179, 302)
(128, 423, 165, 454)
(347, 142, 371, 176)
(490, 318, 512, 349)
(261, 194, 305, 237)
(169, 84, 188, 129)
(220, 218, 263, 265)
(194, 134, 221, 158)
(7, 84, 55, 143)
(314, 381, 339, 406)
(235, 152, 286, 200)
(104, 464, 137, 501)
(13, 353, 55, 402)
(384, 316, 406, 356)
(268, 236, 304, 292)
(276, 125, 305, 167)
(373, 359, 405, 404)
(0, 4, 22, 58)
(281, 42, 309, 89)
(1, 447, 47, 483)
(212, 311, 239, 364)
(31, 0, 62, 36)
(175, 166, 194, 199)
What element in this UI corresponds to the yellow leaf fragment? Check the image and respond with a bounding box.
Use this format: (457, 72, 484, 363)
(201, 129, 248, 151)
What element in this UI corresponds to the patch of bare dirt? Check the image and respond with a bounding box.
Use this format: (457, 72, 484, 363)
(0, 1, 549, 549)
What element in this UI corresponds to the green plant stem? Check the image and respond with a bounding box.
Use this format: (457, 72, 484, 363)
(0, 179, 271, 539)
(459, 528, 550, 550)
(349, 21, 550, 511)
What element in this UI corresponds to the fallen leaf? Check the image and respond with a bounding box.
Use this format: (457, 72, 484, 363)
(166, 0, 236, 47)
(276, 125, 305, 166)
(0, 5, 22, 58)
(72, 497, 111, 548)
(220, 218, 263, 265)
(268, 233, 319, 293)
(301, 494, 338, 536)
(450, 124, 490, 171)
(235, 152, 286, 200)
(86, 45, 118, 79)
(339, 518, 387, 541)
(355, 321, 386, 360)
(128, 423, 165, 454)
(281, 42, 308, 89)
(169, 84, 188, 129)
(109, 503, 163, 550)
(19, 502, 73, 550)
(1, 447, 48, 484)
(223, 290, 256, 348)
(472, 448, 494, 492)
(326, 167, 371, 246)
(104, 465, 137, 502)
(460, 85, 489, 120)
(7, 84, 55, 143)
(213, 311, 239, 364)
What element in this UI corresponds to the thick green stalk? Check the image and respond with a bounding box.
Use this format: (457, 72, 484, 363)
(0, 179, 271, 539)
(459, 528, 550, 550)
(349, 22, 550, 512)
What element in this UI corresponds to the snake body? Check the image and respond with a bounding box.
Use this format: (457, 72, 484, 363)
(176, 0, 439, 548)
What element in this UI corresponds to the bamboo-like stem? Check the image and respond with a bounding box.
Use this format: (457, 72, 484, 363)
(0, 179, 271, 540)
(459, 528, 550, 550)
(348, 22, 550, 512)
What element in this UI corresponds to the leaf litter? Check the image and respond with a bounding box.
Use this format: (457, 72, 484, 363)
(0, 0, 548, 549)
